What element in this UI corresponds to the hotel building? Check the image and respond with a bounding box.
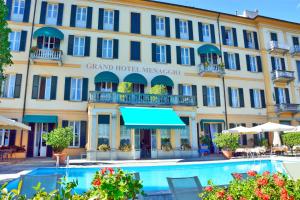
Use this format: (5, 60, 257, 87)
(1, 0, 300, 160)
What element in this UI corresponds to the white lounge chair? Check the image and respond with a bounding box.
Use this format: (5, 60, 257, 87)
(167, 176, 203, 200)
(283, 162, 300, 181)
(19, 174, 62, 198)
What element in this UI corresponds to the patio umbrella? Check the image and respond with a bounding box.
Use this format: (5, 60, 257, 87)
(222, 126, 258, 134)
(0, 115, 31, 131)
(284, 126, 300, 133)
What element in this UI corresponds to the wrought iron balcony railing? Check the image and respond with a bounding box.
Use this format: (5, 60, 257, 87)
(291, 45, 300, 56)
(271, 70, 295, 83)
(269, 41, 289, 54)
(89, 91, 197, 106)
(198, 64, 225, 77)
(275, 103, 300, 113)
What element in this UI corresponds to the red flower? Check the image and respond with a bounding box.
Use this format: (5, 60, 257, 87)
(275, 178, 285, 187)
(262, 194, 270, 200)
(216, 190, 225, 199)
(281, 188, 288, 200)
(263, 171, 270, 176)
(92, 178, 101, 186)
(108, 167, 114, 174)
(101, 167, 107, 175)
(273, 174, 279, 180)
(204, 186, 213, 192)
(227, 196, 234, 200)
(255, 188, 264, 198)
(233, 173, 242, 180)
(257, 178, 269, 186)
(240, 198, 247, 200)
(247, 170, 257, 177)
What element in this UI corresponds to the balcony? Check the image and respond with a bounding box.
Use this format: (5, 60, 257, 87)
(275, 103, 300, 114)
(30, 49, 63, 65)
(271, 70, 295, 83)
(198, 64, 225, 77)
(269, 41, 289, 55)
(291, 45, 300, 56)
(89, 91, 197, 106)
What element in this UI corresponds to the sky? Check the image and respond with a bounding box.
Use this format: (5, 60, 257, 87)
(155, 0, 300, 23)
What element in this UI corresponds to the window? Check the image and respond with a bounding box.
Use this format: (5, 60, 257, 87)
(250, 56, 257, 72)
(11, 0, 25, 21)
(41, 36, 56, 50)
(156, 16, 165, 36)
(253, 89, 262, 108)
(247, 31, 254, 48)
(161, 129, 171, 147)
(231, 88, 240, 108)
(120, 126, 130, 146)
(70, 78, 82, 101)
(278, 88, 286, 104)
(228, 53, 236, 70)
(207, 86, 216, 107)
(46, 3, 58, 25)
(180, 126, 190, 146)
(274, 57, 282, 70)
(225, 28, 233, 46)
(9, 31, 21, 51)
(103, 10, 114, 30)
(179, 20, 189, 39)
(73, 37, 85, 56)
(132, 84, 143, 93)
(102, 39, 113, 58)
(0, 74, 16, 98)
(69, 121, 80, 147)
(182, 85, 192, 96)
(76, 7, 87, 28)
(98, 123, 110, 145)
(99, 82, 112, 92)
(0, 129, 10, 146)
(181, 48, 190, 65)
(202, 24, 210, 42)
(156, 45, 166, 63)
(37, 76, 51, 100)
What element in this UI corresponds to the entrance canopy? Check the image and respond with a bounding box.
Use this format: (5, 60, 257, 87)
(197, 44, 221, 55)
(23, 115, 58, 124)
(33, 27, 64, 40)
(0, 115, 31, 131)
(94, 71, 119, 84)
(120, 107, 185, 129)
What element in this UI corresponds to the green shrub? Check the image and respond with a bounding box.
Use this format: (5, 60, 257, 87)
(199, 135, 211, 148)
(282, 132, 300, 148)
(213, 133, 240, 151)
(117, 82, 132, 93)
(98, 144, 111, 152)
(42, 127, 73, 153)
(119, 144, 132, 152)
(149, 85, 167, 95)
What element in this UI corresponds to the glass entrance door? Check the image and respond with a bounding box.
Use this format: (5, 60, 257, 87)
(34, 123, 49, 157)
(140, 129, 152, 159)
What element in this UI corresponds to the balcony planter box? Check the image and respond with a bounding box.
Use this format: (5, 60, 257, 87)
(157, 150, 175, 159)
(117, 151, 134, 160)
(96, 151, 111, 160)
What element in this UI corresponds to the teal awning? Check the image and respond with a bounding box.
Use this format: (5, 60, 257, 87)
(151, 75, 174, 87)
(94, 71, 119, 84)
(120, 107, 185, 129)
(198, 44, 221, 55)
(33, 27, 64, 40)
(124, 73, 147, 86)
(23, 115, 58, 124)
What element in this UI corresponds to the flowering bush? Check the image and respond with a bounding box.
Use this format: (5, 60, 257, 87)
(200, 170, 300, 200)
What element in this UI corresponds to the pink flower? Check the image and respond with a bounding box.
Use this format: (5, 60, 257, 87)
(92, 178, 101, 186)
(227, 196, 234, 200)
(262, 194, 270, 200)
(108, 167, 114, 174)
(204, 186, 213, 192)
(101, 167, 107, 175)
(263, 171, 270, 176)
(216, 190, 225, 199)
(247, 170, 257, 177)
(233, 173, 242, 180)
(257, 178, 269, 186)
(275, 178, 285, 187)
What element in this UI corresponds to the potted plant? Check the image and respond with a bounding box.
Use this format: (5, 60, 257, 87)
(98, 144, 111, 152)
(119, 144, 132, 152)
(161, 143, 172, 152)
(30, 46, 38, 53)
(42, 127, 73, 164)
(213, 133, 239, 159)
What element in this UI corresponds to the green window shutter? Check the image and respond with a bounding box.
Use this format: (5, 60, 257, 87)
(232, 28, 238, 47)
(130, 41, 141, 61)
(70, 5, 77, 27)
(23, 0, 31, 22)
(32, 75, 40, 99)
(175, 19, 180, 39)
(165, 17, 170, 37)
(152, 43, 156, 62)
(131, 12, 140, 34)
(202, 86, 208, 106)
(176, 46, 181, 64)
(210, 24, 216, 43)
(224, 52, 229, 69)
(84, 37, 91, 57)
(14, 74, 22, 98)
(178, 84, 183, 95)
(257, 56, 262, 72)
(97, 38, 103, 58)
(221, 26, 226, 45)
(190, 48, 195, 66)
(166, 45, 171, 64)
(188, 20, 193, 40)
(151, 15, 156, 36)
(271, 57, 276, 71)
(228, 87, 232, 107)
(39, 1, 47, 24)
(114, 10, 119, 32)
(62, 120, 69, 128)
(261, 90, 266, 108)
(249, 89, 254, 107)
(239, 88, 244, 107)
(285, 88, 290, 104)
(192, 85, 197, 104)
(6, 0, 12, 20)
(253, 32, 259, 50)
(80, 121, 87, 148)
(50, 76, 57, 100)
(64, 77, 71, 100)
(215, 87, 221, 107)
(82, 78, 89, 101)
(274, 87, 279, 104)
(86, 7, 93, 28)
(235, 53, 240, 70)
(67, 35, 74, 55)
(243, 30, 248, 48)
(113, 39, 119, 59)
(19, 31, 27, 51)
(56, 3, 64, 26)
(98, 8, 104, 30)
(281, 58, 286, 71)
(198, 22, 203, 42)
(246, 55, 251, 71)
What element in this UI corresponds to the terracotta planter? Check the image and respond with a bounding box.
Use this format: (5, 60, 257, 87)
(222, 150, 233, 159)
(53, 153, 67, 165)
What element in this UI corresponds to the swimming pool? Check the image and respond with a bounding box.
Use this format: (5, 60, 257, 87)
(7, 160, 284, 193)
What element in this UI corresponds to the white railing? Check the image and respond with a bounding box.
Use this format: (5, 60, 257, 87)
(199, 64, 225, 75)
(291, 45, 300, 54)
(269, 41, 289, 50)
(271, 70, 295, 81)
(275, 103, 300, 113)
(30, 49, 62, 61)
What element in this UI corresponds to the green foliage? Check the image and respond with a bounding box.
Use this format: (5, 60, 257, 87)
(42, 127, 73, 153)
(117, 82, 132, 93)
(213, 133, 240, 151)
(200, 171, 300, 200)
(149, 85, 167, 95)
(199, 135, 211, 148)
(119, 144, 132, 152)
(98, 144, 111, 152)
(0, 0, 13, 81)
(282, 132, 300, 148)
(259, 138, 269, 147)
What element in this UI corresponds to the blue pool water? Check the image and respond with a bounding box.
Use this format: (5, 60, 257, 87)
(7, 160, 284, 193)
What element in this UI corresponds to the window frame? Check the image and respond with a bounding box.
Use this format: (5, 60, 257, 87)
(278, 88, 286, 104)
(0, 129, 10, 146)
(9, 31, 21, 52)
(202, 24, 211, 42)
(68, 121, 81, 147)
(156, 44, 167, 63)
(73, 36, 85, 57)
(0, 74, 16, 98)
(103, 9, 114, 31)
(179, 20, 189, 40)
(155, 16, 166, 36)
(231, 88, 240, 108)
(181, 47, 190, 65)
(228, 53, 236, 70)
(250, 56, 258, 72)
(70, 78, 83, 101)
(225, 28, 233, 46)
(207, 86, 216, 107)
(75, 6, 88, 28)
(46, 3, 58, 25)
(11, 0, 25, 21)
(253, 89, 262, 108)
(182, 84, 192, 96)
(102, 39, 113, 59)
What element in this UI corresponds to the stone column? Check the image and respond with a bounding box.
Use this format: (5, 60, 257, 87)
(190, 115, 198, 157)
(87, 114, 97, 160)
(174, 129, 181, 158)
(110, 113, 117, 160)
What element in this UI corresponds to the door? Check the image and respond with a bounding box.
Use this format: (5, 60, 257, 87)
(140, 129, 151, 159)
(34, 123, 49, 157)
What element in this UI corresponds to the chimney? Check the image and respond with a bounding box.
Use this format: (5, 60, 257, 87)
(239, 9, 259, 19)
